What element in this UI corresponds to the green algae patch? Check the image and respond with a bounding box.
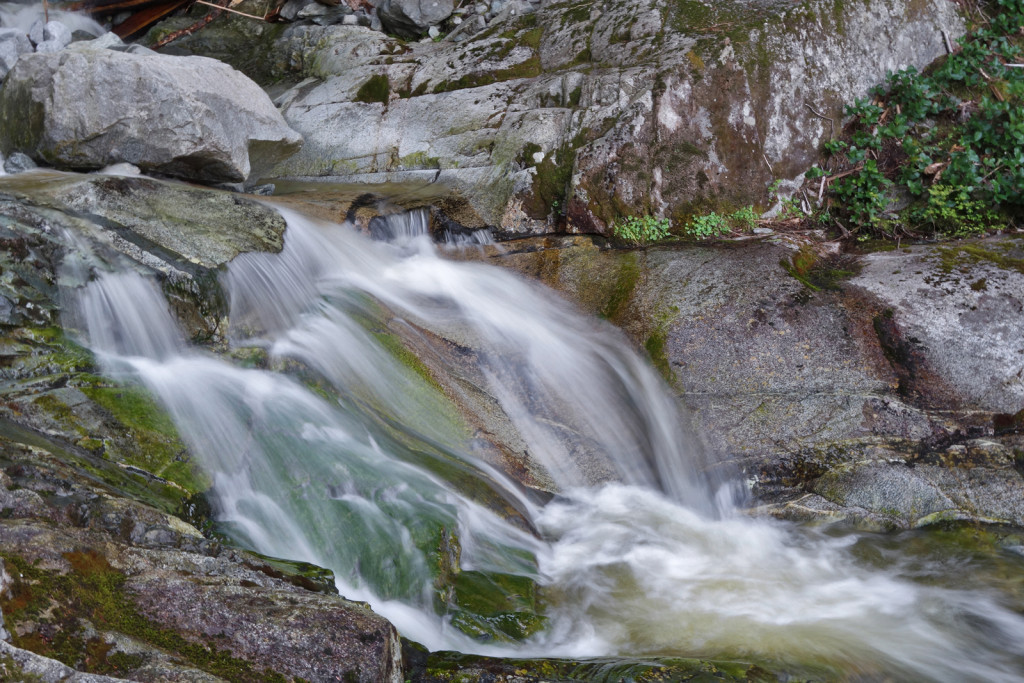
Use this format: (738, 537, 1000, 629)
(0, 550, 288, 682)
(80, 384, 206, 492)
(0, 426, 191, 520)
(432, 56, 542, 94)
(448, 570, 547, 643)
(644, 327, 673, 383)
(781, 246, 860, 292)
(598, 251, 640, 322)
(355, 74, 391, 104)
(242, 551, 339, 595)
(935, 242, 1024, 277)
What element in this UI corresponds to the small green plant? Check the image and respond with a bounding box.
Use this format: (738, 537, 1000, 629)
(684, 212, 730, 239)
(830, 158, 893, 227)
(730, 206, 759, 231)
(613, 215, 672, 246)
(683, 206, 762, 239)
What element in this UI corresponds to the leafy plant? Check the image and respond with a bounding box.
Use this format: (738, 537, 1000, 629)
(682, 206, 761, 240)
(818, 0, 1023, 237)
(613, 215, 672, 246)
(684, 212, 730, 239)
(730, 206, 759, 231)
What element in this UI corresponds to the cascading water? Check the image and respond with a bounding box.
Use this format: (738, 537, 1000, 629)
(69, 205, 1024, 680)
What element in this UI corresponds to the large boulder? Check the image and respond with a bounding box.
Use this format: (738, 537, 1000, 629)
(0, 46, 302, 183)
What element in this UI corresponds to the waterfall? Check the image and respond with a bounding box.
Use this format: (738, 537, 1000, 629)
(68, 206, 1024, 679)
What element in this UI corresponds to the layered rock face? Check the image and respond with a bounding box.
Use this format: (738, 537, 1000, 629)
(0, 43, 302, 183)
(259, 0, 963, 232)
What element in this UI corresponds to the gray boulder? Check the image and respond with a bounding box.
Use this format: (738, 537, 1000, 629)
(376, 0, 455, 36)
(35, 20, 72, 53)
(0, 48, 302, 183)
(0, 27, 31, 79)
(4, 150, 36, 173)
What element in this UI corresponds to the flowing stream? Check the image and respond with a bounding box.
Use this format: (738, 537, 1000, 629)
(69, 205, 1024, 681)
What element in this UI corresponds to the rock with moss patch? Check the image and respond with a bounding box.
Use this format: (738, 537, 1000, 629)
(0, 443, 402, 683)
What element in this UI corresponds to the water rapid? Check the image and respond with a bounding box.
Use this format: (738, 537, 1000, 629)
(69, 206, 1024, 680)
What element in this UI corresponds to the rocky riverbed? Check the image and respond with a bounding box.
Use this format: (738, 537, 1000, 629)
(0, 0, 1022, 680)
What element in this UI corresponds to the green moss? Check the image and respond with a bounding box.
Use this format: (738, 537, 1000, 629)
(685, 49, 705, 71)
(32, 394, 82, 431)
(644, 328, 673, 383)
(370, 329, 443, 393)
(80, 384, 205, 492)
(354, 74, 391, 104)
(400, 151, 442, 169)
(448, 570, 547, 642)
(432, 56, 542, 94)
(567, 85, 583, 106)
(0, 654, 46, 682)
(781, 246, 859, 292)
(935, 242, 1024, 277)
(1, 550, 287, 682)
(522, 133, 589, 220)
(419, 651, 789, 682)
(599, 253, 640, 322)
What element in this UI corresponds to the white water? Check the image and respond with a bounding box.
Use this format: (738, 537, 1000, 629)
(69, 207, 1024, 680)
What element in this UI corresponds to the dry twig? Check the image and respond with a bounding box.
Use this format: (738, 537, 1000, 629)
(803, 102, 834, 140)
(193, 0, 267, 19)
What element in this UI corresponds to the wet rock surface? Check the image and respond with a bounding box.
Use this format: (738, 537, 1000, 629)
(0, 174, 406, 681)
(482, 233, 1024, 528)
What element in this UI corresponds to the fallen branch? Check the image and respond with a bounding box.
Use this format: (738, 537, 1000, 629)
(941, 29, 954, 54)
(112, 0, 188, 37)
(824, 165, 864, 184)
(152, 3, 224, 48)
